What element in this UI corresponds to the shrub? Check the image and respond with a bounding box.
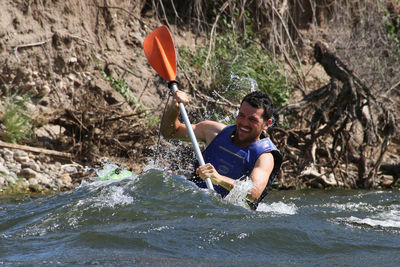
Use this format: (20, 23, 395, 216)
(103, 72, 139, 109)
(1, 93, 33, 143)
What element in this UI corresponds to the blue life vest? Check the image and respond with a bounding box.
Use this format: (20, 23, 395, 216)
(192, 124, 282, 208)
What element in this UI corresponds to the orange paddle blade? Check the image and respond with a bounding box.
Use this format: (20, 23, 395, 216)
(143, 25, 177, 81)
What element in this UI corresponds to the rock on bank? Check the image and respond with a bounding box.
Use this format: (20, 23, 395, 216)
(0, 148, 84, 194)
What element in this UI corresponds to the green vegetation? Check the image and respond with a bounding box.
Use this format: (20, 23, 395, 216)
(384, 9, 400, 54)
(103, 72, 139, 108)
(145, 114, 160, 127)
(0, 181, 29, 194)
(179, 20, 290, 111)
(1, 92, 33, 143)
(179, 31, 290, 123)
(102, 72, 160, 127)
(213, 37, 290, 106)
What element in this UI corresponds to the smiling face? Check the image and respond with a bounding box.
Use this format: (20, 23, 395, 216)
(234, 101, 271, 148)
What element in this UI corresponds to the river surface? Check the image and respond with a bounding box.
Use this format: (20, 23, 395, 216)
(1, 167, 400, 266)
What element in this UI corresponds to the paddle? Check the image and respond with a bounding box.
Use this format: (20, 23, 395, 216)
(143, 25, 214, 191)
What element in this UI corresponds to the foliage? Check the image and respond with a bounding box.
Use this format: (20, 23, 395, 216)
(217, 38, 289, 106)
(179, 33, 290, 107)
(102, 72, 139, 109)
(383, 7, 400, 54)
(1, 92, 33, 143)
(145, 114, 160, 127)
(102, 72, 160, 128)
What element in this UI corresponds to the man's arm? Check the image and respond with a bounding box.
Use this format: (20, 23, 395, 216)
(160, 90, 225, 145)
(160, 90, 190, 141)
(247, 152, 275, 201)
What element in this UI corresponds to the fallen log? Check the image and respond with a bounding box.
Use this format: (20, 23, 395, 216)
(0, 140, 72, 158)
(380, 163, 400, 186)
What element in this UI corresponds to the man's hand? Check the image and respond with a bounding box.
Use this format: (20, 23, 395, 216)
(172, 90, 190, 108)
(196, 163, 235, 191)
(196, 163, 222, 185)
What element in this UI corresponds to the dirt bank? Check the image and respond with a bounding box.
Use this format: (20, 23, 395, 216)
(1, 1, 399, 194)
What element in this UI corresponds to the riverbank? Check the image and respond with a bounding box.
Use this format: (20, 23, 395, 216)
(0, 147, 85, 194)
(1, 144, 397, 196)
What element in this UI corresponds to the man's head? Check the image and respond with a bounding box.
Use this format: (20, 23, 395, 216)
(241, 91, 274, 122)
(233, 91, 274, 147)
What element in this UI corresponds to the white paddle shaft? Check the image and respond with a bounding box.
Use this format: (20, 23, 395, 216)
(169, 83, 214, 191)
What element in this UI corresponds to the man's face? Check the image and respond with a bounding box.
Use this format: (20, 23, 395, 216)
(235, 101, 270, 146)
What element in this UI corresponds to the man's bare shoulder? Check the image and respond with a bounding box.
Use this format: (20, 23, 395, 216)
(193, 120, 226, 145)
(255, 152, 275, 169)
(196, 120, 226, 133)
(197, 120, 226, 129)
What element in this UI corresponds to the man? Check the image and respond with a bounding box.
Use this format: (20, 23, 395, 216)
(160, 90, 282, 210)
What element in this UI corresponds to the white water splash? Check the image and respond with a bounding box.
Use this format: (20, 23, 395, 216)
(257, 201, 298, 215)
(137, 225, 175, 234)
(322, 202, 376, 213)
(227, 73, 258, 93)
(224, 178, 298, 214)
(143, 159, 162, 172)
(336, 207, 400, 229)
(224, 178, 254, 209)
(65, 184, 134, 228)
(345, 216, 400, 229)
(91, 186, 134, 209)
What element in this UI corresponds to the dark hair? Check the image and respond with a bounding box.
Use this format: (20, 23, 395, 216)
(241, 91, 274, 121)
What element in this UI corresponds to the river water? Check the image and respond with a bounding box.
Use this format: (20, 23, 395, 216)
(1, 167, 400, 266)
